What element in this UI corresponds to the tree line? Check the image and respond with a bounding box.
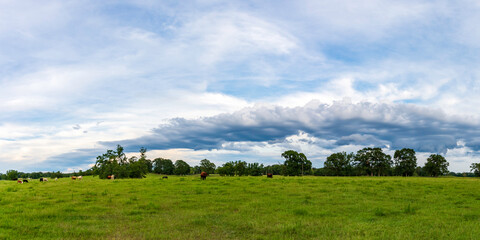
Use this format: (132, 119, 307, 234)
(90, 145, 221, 179)
(90, 146, 309, 178)
(0, 170, 93, 180)
(3, 145, 480, 179)
(316, 147, 450, 177)
(89, 145, 454, 178)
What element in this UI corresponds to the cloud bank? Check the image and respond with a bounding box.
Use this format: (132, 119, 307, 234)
(104, 100, 479, 158)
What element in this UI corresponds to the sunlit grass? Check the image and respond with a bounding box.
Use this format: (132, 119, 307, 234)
(1, 175, 480, 239)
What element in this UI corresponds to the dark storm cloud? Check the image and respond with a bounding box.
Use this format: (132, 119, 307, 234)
(102, 101, 480, 154)
(38, 149, 104, 172)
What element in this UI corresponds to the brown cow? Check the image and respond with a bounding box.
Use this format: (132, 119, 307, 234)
(72, 176, 77, 180)
(200, 172, 208, 180)
(267, 173, 273, 178)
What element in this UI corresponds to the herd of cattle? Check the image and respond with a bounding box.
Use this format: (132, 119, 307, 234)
(14, 172, 274, 183)
(16, 176, 83, 183)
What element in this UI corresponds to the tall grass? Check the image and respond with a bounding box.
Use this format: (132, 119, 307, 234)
(1, 175, 480, 239)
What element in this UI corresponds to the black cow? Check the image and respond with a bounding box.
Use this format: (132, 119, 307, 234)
(162, 176, 168, 179)
(23, 179, 29, 183)
(200, 172, 208, 180)
(267, 173, 273, 178)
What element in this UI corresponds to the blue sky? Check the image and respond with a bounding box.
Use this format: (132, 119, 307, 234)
(2, 0, 480, 173)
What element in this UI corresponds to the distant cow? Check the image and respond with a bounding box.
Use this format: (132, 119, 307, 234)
(40, 177, 48, 182)
(162, 176, 168, 179)
(17, 180, 23, 184)
(55, 178, 58, 181)
(23, 179, 28, 183)
(71, 176, 77, 180)
(200, 172, 208, 180)
(267, 173, 273, 178)
(107, 175, 115, 180)
(77, 176, 82, 180)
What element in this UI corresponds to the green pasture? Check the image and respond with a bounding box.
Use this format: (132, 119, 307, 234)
(1, 175, 480, 239)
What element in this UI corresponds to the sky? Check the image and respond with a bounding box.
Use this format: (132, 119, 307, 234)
(1, 0, 480, 173)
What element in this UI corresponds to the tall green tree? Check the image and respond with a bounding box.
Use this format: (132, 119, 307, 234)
(138, 147, 153, 173)
(234, 160, 248, 176)
(354, 147, 392, 176)
(217, 161, 235, 176)
(174, 160, 191, 175)
(424, 154, 449, 177)
(324, 152, 354, 176)
(114, 145, 128, 165)
(153, 158, 175, 175)
(471, 163, 480, 177)
(92, 145, 147, 179)
(128, 156, 148, 178)
(394, 148, 417, 176)
(200, 159, 216, 174)
(281, 150, 312, 176)
(6, 170, 19, 180)
(94, 146, 122, 179)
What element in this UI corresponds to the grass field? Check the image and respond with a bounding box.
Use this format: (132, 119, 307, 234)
(1, 175, 480, 239)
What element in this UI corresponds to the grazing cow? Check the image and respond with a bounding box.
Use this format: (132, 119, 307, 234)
(200, 172, 208, 180)
(23, 179, 28, 183)
(267, 173, 273, 178)
(72, 176, 77, 180)
(77, 176, 82, 180)
(42, 178, 48, 182)
(17, 180, 23, 184)
(107, 175, 115, 180)
(162, 176, 168, 179)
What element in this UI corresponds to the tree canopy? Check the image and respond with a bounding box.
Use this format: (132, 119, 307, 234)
(174, 160, 191, 175)
(471, 163, 480, 177)
(324, 152, 353, 176)
(200, 159, 216, 174)
(153, 158, 175, 175)
(394, 148, 417, 176)
(424, 154, 449, 177)
(93, 145, 149, 179)
(355, 147, 392, 176)
(282, 150, 312, 176)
